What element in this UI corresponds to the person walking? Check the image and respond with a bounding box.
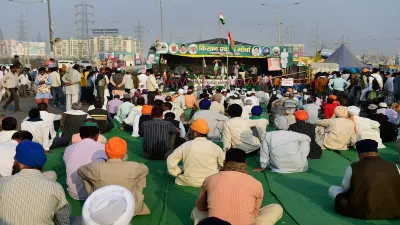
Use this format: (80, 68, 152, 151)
(1, 65, 21, 112)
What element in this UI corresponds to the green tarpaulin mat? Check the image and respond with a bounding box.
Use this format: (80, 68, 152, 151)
(263, 150, 400, 225)
(42, 112, 400, 225)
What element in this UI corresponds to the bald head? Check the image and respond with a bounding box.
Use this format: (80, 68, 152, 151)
(214, 94, 222, 103)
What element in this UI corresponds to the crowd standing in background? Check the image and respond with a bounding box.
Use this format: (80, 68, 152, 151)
(0, 59, 400, 224)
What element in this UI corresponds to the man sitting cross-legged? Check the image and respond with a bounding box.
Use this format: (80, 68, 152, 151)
(0, 141, 71, 225)
(167, 119, 225, 187)
(78, 137, 150, 216)
(329, 139, 400, 220)
(192, 148, 283, 225)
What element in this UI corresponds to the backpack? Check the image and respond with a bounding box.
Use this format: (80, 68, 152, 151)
(350, 74, 358, 86)
(371, 77, 380, 91)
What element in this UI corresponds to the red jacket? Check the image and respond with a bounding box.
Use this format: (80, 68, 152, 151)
(324, 103, 337, 119)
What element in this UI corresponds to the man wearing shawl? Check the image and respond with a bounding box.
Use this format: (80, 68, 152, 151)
(78, 137, 150, 216)
(348, 106, 385, 149)
(193, 149, 283, 225)
(192, 99, 229, 140)
(315, 106, 356, 150)
(62, 65, 81, 112)
(329, 139, 400, 220)
(253, 116, 311, 173)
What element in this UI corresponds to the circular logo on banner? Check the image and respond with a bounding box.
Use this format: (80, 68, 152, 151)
(252, 46, 261, 56)
(179, 44, 188, 54)
(189, 44, 198, 54)
(169, 43, 178, 54)
(272, 47, 281, 56)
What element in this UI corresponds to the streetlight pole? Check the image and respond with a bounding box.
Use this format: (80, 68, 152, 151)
(9, 0, 46, 67)
(159, 0, 164, 41)
(47, 0, 53, 57)
(260, 2, 300, 46)
(257, 22, 282, 46)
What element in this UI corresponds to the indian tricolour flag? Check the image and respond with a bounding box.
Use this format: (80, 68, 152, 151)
(219, 13, 225, 25)
(334, 40, 340, 44)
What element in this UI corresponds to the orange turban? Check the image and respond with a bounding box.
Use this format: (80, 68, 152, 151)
(105, 137, 127, 159)
(141, 105, 153, 115)
(294, 110, 308, 121)
(328, 94, 337, 101)
(61, 64, 67, 72)
(191, 119, 209, 134)
(362, 68, 369, 73)
(287, 88, 293, 93)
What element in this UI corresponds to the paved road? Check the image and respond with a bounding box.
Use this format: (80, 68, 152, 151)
(0, 96, 89, 126)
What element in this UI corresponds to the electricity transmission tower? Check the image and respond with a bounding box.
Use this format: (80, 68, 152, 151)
(17, 13, 27, 42)
(134, 20, 144, 55)
(37, 32, 42, 42)
(75, 0, 94, 58)
(0, 29, 7, 57)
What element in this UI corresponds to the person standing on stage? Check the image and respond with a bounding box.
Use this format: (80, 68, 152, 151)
(146, 69, 158, 105)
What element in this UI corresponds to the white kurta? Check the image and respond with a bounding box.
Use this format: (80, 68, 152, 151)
(21, 120, 52, 150)
(353, 116, 385, 149)
(222, 117, 261, 153)
(260, 130, 310, 173)
(39, 111, 62, 139)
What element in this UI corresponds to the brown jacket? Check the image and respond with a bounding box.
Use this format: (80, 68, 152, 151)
(315, 77, 329, 92)
(77, 159, 150, 215)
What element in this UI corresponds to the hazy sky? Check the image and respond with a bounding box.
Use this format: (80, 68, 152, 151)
(2, 0, 400, 56)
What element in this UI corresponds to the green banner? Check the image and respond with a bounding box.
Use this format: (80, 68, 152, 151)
(148, 42, 293, 69)
(158, 42, 292, 65)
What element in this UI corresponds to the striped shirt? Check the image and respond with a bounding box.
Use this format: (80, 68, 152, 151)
(142, 119, 177, 158)
(0, 169, 71, 225)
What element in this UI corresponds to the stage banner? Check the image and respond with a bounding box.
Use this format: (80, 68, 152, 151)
(154, 42, 293, 67)
(281, 78, 294, 87)
(268, 58, 281, 71)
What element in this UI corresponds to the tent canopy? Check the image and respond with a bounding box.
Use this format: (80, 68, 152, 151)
(324, 44, 364, 69)
(191, 38, 253, 46)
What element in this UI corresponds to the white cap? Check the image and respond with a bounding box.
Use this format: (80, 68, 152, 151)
(83, 185, 135, 225)
(178, 89, 184, 94)
(183, 85, 188, 90)
(348, 106, 361, 116)
(378, 102, 388, 108)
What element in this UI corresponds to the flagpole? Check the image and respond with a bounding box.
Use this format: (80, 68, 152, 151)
(218, 14, 221, 44)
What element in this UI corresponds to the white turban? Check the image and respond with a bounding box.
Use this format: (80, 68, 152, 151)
(183, 85, 188, 90)
(348, 106, 361, 116)
(83, 185, 135, 225)
(274, 116, 290, 131)
(178, 89, 184, 95)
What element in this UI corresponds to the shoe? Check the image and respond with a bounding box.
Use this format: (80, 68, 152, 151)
(52, 104, 57, 107)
